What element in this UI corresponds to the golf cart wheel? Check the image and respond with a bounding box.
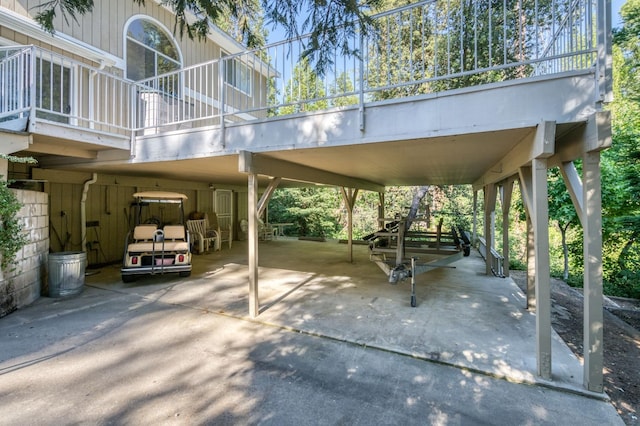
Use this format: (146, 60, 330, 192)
(179, 271, 191, 278)
(410, 295, 416, 307)
(122, 274, 136, 283)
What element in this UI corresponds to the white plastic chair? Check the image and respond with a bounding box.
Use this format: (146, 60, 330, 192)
(186, 219, 217, 253)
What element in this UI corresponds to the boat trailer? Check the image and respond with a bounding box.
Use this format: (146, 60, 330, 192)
(365, 216, 471, 307)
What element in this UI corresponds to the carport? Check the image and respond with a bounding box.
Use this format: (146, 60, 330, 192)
(231, 109, 610, 394)
(42, 83, 612, 394)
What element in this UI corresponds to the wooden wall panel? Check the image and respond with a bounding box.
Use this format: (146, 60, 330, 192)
(9, 1, 225, 67)
(31, 168, 236, 265)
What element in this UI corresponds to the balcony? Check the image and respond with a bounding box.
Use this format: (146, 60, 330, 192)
(0, 0, 609, 167)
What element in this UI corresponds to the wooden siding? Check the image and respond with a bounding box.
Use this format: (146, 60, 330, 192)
(31, 168, 231, 265)
(5, 1, 225, 68)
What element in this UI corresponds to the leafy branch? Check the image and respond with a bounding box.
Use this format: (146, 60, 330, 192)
(0, 179, 28, 271)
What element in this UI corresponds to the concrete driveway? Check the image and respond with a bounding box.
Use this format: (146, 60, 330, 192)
(0, 240, 623, 425)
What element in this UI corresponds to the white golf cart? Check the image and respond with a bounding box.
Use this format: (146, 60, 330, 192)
(121, 191, 192, 283)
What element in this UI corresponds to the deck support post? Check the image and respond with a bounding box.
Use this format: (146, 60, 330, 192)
(483, 183, 497, 276)
(519, 166, 536, 310)
(581, 151, 604, 392)
(248, 173, 259, 318)
(341, 188, 359, 263)
(472, 190, 478, 245)
(378, 192, 385, 229)
(500, 178, 515, 277)
(531, 158, 552, 380)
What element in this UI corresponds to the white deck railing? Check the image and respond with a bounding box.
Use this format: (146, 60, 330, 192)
(478, 236, 505, 278)
(0, 45, 134, 135)
(0, 0, 607, 138)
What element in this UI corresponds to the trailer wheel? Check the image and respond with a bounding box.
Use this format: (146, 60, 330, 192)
(411, 295, 416, 307)
(179, 271, 192, 278)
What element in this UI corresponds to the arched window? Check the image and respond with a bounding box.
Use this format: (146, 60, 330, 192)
(125, 17, 181, 81)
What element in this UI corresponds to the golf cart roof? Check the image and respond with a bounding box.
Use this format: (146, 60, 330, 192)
(132, 191, 188, 203)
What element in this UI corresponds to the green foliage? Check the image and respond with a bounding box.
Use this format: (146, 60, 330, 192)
(596, 0, 640, 297)
(330, 72, 358, 107)
(0, 154, 38, 164)
(269, 187, 342, 238)
(0, 179, 27, 271)
(366, 0, 558, 98)
(509, 258, 527, 271)
(214, 0, 267, 48)
(34, 0, 93, 33)
(279, 57, 328, 114)
(268, 185, 475, 241)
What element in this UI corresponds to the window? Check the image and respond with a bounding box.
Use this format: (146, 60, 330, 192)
(126, 17, 181, 81)
(36, 58, 71, 124)
(223, 52, 251, 95)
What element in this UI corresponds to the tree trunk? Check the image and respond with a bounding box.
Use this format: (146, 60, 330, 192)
(559, 222, 570, 281)
(405, 186, 429, 232)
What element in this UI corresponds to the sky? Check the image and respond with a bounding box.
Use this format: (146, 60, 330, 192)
(613, 0, 625, 28)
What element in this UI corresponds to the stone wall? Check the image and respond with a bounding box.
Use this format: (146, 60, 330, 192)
(0, 189, 49, 317)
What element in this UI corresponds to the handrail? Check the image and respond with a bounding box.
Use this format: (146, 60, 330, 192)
(0, 45, 135, 134)
(477, 236, 505, 278)
(131, 0, 602, 135)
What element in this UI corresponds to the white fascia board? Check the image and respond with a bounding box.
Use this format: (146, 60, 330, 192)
(0, 6, 122, 69)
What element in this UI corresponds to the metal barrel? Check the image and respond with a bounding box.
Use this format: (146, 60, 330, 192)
(48, 251, 86, 297)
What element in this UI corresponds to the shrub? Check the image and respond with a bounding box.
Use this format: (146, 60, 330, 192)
(0, 180, 27, 271)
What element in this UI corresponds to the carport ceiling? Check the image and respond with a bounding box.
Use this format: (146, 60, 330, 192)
(265, 127, 535, 186)
(40, 126, 535, 188)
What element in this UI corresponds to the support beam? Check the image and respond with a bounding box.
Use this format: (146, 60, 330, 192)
(519, 166, 536, 310)
(483, 184, 497, 276)
(550, 111, 612, 167)
(257, 177, 281, 218)
(473, 121, 555, 189)
(472, 190, 478, 245)
(559, 161, 584, 224)
(526, 215, 536, 310)
(582, 151, 604, 392)
(378, 192, 385, 229)
(532, 158, 552, 380)
(0, 130, 30, 154)
(28, 141, 97, 159)
(500, 177, 515, 277)
(248, 173, 259, 318)
(340, 188, 359, 263)
(239, 150, 384, 192)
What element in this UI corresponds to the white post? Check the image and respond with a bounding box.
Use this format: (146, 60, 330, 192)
(472, 190, 478, 245)
(248, 173, 259, 318)
(484, 184, 497, 276)
(582, 151, 604, 392)
(519, 167, 536, 310)
(501, 179, 514, 277)
(532, 158, 552, 379)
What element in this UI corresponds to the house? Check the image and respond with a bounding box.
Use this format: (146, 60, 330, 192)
(0, 0, 270, 262)
(0, 0, 612, 393)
